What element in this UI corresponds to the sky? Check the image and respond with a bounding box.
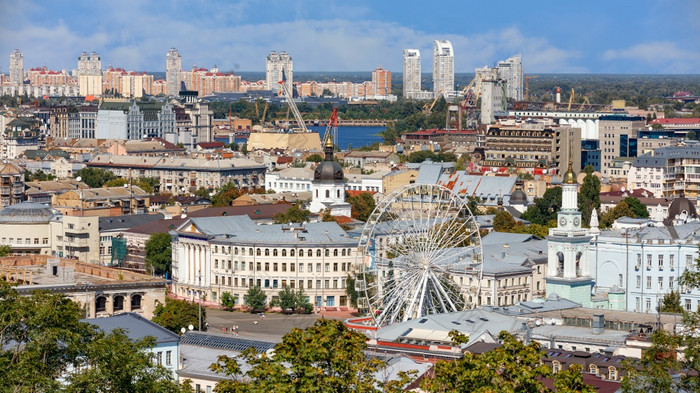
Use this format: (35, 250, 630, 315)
(1, 0, 699, 75)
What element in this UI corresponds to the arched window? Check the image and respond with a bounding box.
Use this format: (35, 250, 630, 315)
(556, 252, 564, 275)
(95, 296, 107, 313)
(282, 249, 287, 257)
(337, 190, 340, 198)
(214, 246, 218, 253)
(248, 248, 254, 256)
(265, 249, 270, 256)
(589, 364, 598, 374)
(317, 249, 322, 257)
(131, 294, 142, 310)
(273, 249, 278, 257)
(325, 249, 329, 257)
(333, 249, 338, 257)
(342, 249, 346, 256)
(290, 249, 295, 257)
(234, 247, 239, 255)
(608, 366, 617, 380)
(552, 360, 561, 373)
(113, 295, 124, 311)
(326, 190, 330, 198)
(316, 190, 318, 197)
(307, 249, 313, 257)
(576, 252, 582, 276)
(256, 248, 261, 256)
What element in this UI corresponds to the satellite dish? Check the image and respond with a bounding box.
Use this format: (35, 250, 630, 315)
(621, 187, 626, 192)
(76, 176, 82, 182)
(188, 324, 194, 331)
(180, 327, 186, 334)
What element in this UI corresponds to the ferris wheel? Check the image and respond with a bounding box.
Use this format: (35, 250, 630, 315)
(355, 184, 484, 328)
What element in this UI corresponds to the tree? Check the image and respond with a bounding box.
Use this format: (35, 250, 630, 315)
(74, 167, 118, 188)
(345, 275, 359, 308)
(0, 282, 98, 392)
(25, 169, 55, 182)
(347, 191, 376, 221)
(321, 209, 335, 222)
(466, 196, 482, 215)
(0, 244, 11, 257)
(220, 292, 236, 309)
(306, 153, 323, 162)
(554, 363, 596, 393)
(493, 210, 517, 232)
(211, 319, 410, 393)
(273, 203, 310, 224)
(599, 201, 636, 228)
(243, 285, 267, 311)
(422, 331, 551, 392)
(520, 187, 562, 226)
(145, 232, 173, 276)
(578, 166, 601, 226)
(152, 298, 205, 334)
(659, 290, 684, 314)
(66, 329, 183, 393)
(194, 187, 211, 199)
(624, 196, 650, 218)
(277, 285, 297, 311)
(295, 287, 313, 314)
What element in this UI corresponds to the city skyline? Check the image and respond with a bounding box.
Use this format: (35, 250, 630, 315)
(0, 0, 699, 74)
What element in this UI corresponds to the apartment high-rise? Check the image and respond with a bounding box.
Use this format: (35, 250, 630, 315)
(166, 48, 182, 96)
(496, 54, 523, 101)
(403, 49, 421, 98)
(371, 67, 391, 96)
(77, 52, 102, 96)
(432, 40, 454, 98)
(266, 51, 293, 96)
(9, 49, 24, 85)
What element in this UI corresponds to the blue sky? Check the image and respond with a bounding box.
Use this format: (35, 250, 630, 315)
(1, 0, 699, 74)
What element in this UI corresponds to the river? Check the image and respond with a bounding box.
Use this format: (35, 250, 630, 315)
(216, 125, 386, 150)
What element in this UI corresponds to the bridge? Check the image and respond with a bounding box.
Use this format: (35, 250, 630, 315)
(276, 119, 392, 127)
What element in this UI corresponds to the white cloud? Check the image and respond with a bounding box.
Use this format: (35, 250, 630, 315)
(603, 41, 700, 73)
(0, 1, 584, 74)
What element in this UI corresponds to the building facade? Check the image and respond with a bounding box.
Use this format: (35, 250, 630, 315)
(627, 142, 700, 199)
(266, 51, 293, 96)
(371, 67, 391, 96)
(96, 100, 176, 140)
(403, 49, 421, 99)
(166, 48, 182, 96)
(171, 216, 358, 308)
(0, 162, 24, 208)
(432, 40, 454, 97)
(9, 49, 24, 85)
(496, 54, 524, 101)
(77, 51, 102, 97)
(598, 115, 645, 177)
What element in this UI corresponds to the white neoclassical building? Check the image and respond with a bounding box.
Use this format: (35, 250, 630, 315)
(309, 138, 351, 216)
(171, 215, 358, 308)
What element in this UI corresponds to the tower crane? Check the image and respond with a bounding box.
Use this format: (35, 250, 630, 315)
(279, 80, 308, 132)
(322, 107, 338, 150)
(524, 75, 538, 101)
(260, 101, 269, 124)
(567, 88, 575, 111)
(422, 91, 443, 114)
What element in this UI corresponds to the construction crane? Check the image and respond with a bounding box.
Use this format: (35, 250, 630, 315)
(422, 91, 443, 114)
(322, 107, 338, 149)
(278, 80, 308, 132)
(260, 102, 269, 124)
(567, 88, 575, 111)
(524, 75, 538, 101)
(446, 74, 482, 130)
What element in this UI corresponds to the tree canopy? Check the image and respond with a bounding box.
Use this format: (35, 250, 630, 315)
(347, 191, 376, 221)
(520, 187, 562, 226)
(243, 285, 267, 311)
(145, 232, 173, 276)
(599, 201, 636, 228)
(211, 319, 412, 393)
(623, 196, 650, 219)
(0, 282, 186, 392)
(105, 177, 160, 194)
(152, 298, 205, 333)
(273, 203, 311, 224)
(74, 167, 118, 188)
(578, 166, 601, 227)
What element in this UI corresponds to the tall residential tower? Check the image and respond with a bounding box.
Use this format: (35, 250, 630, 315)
(403, 49, 421, 98)
(166, 48, 182, 96)
(77, 51, 102, 96)
(9, 49, 24, 85)
(371, 67, 391, 96)
(266, 51, 293, 96)
(432, 40, 454, 98)
(496, 54, 523, 101)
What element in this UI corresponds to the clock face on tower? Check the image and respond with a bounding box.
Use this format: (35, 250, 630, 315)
(574, 217, 580, 226)
(559, 217, 567, 226)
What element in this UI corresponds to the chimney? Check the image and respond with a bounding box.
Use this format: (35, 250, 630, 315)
(592, 314, 604, 335)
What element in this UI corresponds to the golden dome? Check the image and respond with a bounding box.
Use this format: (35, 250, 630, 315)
(563, 161, 577, 184)
(325, 137, 333, 149)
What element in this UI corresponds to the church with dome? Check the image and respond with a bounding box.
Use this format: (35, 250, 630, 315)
(308, 135, 351, 217)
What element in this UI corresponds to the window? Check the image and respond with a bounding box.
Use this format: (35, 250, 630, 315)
(333, 249, 338, 257)
(265, 249, 270, 256)
(333, 263, 338, 272)
(299, 263, 304, 273)
(282, 249, 287, 257)
(307, 249, 312, 257)
(256, 249, 261, 256)
(273, 249, 278, 256)
(687, 255, 693, 268)
(215, 260, 219, 269)
(325, 263, 330, 272)
(264, 263, 269, 271)
(646, 298, 651, 312)
(659, 255, 664, 269)
(166, 350, 172, 366)
(316, 263, 321, 272)
(317, 249, 322, 257)
(686, 299, 692, 311)
(281, 263, 286, 272)
(658, 276, 663, 290)
(608, 366, 617, 381)
(290, 249, 295, 257)
(290, 263, 295, 272)
(256, 262, 261, 271)
(156, 351, 163, 365)
(646, 276, 651, 289)
(669, 276, 674, 289)
(552, 360, 561, 373)
(636, 275, 641, 288)
(273, 263, 278, 272)
(647, 254, 652, 269)
(670, 254, 675, 269)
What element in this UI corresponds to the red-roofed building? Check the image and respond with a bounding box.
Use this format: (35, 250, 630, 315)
(650, 117, 700, 131)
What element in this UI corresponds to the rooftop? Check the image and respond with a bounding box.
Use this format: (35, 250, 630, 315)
(85, 313, 180, 345)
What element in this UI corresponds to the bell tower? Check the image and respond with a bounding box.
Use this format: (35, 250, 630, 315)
(545, 161, 594, 307)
